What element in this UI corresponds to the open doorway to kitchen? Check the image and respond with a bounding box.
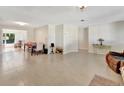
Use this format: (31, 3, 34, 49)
(2, 29, 27, 52)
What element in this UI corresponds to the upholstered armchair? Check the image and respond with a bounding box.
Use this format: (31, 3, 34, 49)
(106, 51, 124, 74)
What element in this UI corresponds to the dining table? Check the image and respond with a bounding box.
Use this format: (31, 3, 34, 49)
(24, 42, 36, 52)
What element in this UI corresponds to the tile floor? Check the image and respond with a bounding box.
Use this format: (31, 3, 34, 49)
(0, 48, 123, 85)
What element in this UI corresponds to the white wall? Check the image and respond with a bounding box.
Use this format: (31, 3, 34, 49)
(0, 25, 34, 42)
(34, 24, 56, 54)
(0, 28, 2, 53)
(110, 21, 124, 51)
(2, 29, 27, 43)
(88, 21, 124, 53)
(34, 25, 48, 47)
(55, 24, 63, 49)
(88, 23, 114, 53)
(0, 28, 2, 45)
(48, 24, 56, 53)
(27, 29, 35, 42)
(78, 27, 88, 50)
(55, 24, 79, 54)
(63, 24, 78, 54)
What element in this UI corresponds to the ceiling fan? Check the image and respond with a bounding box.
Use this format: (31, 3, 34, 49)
(79, 6, 85, 9)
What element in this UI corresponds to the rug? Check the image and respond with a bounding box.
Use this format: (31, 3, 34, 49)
(89, 75, 120, 86)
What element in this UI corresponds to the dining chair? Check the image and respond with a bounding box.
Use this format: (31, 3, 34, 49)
(33, 42, 43, 55)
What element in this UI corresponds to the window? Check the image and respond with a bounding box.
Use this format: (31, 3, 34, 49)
(3, 33, 15, 44)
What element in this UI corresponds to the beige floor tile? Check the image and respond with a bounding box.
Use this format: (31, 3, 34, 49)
(0, 49, 122, 85)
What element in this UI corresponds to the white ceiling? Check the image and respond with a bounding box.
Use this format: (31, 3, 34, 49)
(0, 6, 124, 28)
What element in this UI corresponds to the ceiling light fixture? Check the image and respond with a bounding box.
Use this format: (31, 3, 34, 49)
(77, 6, 87, 11)
(80, 6, 85, 9)
(77, 6, 87, 9)
(14, 21, 29, 26)
(81, 19, 85, 22)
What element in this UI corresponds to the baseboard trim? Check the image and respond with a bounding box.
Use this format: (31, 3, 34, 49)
(63, 50, 78, 54)
(79, 48, 88, 50)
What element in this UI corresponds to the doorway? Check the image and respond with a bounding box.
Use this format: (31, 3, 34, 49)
(78, 27, 88, 50)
